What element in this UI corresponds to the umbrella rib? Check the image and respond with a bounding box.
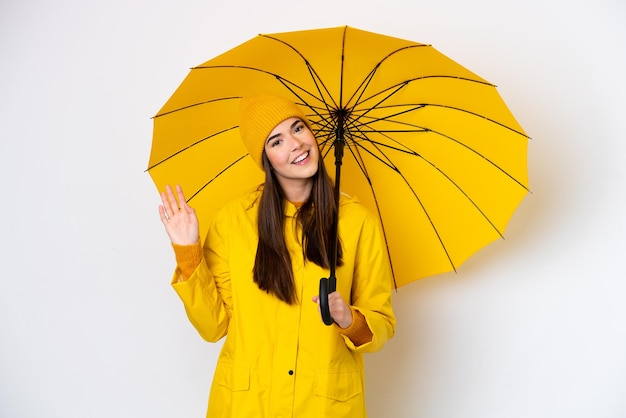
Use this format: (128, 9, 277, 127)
(421, 102, 528, 138)
(191, 64, 338, 125)
(350, 103, 522, 249)
(369, 74, 495, 96)
(356, 77, 528, 139)
(423, 155, 506, 238)
(272, 78, 338, 133)
(153, 96, 239, 118)
(341, 140, 400, 289)
(160, 65, 325, 115)
(186, 154, 250, 203)
(147, 126, 238, 170)
(427, 126, 529, 191)
(346, 79, 529, 191)
(349, 125, 510, 239)
(350, 74, 528, 146)
(240, 32, 355, 143)
(151, 59, 344, 169)
(349, 126, 526, 236)
(345, 44, 428, 107)
(351, 105, 529, 191)
(343, 129, 458, 276)
(259, 34, 339, 110)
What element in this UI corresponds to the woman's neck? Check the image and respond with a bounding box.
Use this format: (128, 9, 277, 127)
(279, 178, 313, 203)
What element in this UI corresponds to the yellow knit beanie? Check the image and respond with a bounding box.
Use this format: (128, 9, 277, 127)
(239, 95, 311, 171)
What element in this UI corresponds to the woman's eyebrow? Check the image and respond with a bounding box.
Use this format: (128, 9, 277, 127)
(266, 132, 282, 144)
(290, 120, 301, 129)
(266, 120, 303, 144)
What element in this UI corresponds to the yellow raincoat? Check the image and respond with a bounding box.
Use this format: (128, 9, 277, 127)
(172, 190, 396, 417)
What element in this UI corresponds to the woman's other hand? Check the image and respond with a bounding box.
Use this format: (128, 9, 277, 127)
(312, 291, 353, 329)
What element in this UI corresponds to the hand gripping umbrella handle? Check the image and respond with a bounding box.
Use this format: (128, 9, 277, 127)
(319, 275, 336, 326)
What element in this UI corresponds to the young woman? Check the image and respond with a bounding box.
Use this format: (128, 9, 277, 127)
(159, 95, 396, 417)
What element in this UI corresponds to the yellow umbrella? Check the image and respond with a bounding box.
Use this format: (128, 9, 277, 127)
(148, 26, 529, 293)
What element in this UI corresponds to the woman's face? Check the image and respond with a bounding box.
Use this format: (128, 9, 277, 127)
(264, 117, 320, 191)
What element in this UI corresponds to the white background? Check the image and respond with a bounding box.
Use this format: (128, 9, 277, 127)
(1, 0, 625, 417)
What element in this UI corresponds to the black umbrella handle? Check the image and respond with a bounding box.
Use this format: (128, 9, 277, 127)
(319, 111, 345, 326)
(319, 275, 337, 325)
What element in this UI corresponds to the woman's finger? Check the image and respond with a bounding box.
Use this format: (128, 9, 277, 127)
(167, 184, 178, 210)
(175, 184, 188, 211)
(163, 184, 180, 217)
(158, 204, 169, 224)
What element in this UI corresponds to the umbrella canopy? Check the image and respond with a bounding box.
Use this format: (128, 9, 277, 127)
(148, 26, 529, 289)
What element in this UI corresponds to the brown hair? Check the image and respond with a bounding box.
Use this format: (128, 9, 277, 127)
(253, 149, 343, 304)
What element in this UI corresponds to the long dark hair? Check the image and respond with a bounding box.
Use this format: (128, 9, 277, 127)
(253, 149, 343, 304)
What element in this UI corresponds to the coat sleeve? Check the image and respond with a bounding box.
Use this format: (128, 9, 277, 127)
(343, 208, 396, 353)
(171, 213, 233, 343)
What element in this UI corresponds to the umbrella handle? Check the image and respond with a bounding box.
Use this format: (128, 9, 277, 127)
(319, 115, 343, 326)
(319, 276, 336, 326)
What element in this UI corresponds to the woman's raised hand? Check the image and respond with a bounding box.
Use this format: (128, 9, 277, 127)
(158, 184, 199, 245)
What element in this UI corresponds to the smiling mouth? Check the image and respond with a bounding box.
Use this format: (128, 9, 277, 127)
(292, 151, 309, 164)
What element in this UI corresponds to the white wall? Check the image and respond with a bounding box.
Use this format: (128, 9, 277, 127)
(1, 0, 624, 417)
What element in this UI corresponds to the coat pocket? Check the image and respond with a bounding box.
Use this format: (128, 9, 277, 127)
(314, 369, 363, 402)
(213, 359, 250, 392)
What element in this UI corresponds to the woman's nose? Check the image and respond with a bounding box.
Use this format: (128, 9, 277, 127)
(289, 136, 303, 151)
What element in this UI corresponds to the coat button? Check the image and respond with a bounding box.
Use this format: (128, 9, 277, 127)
(288, 370, 294, 375)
